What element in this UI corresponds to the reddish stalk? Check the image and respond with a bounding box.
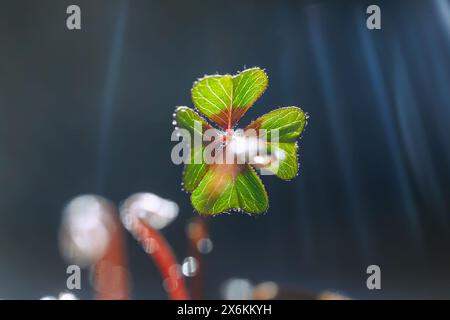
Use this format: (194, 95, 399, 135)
(60, 195, 129, 300)
(93, 213, 129, 300)
(132, 217, 190, 300)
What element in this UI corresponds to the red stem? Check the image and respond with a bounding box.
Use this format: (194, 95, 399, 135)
(133, 218, 190, 300)
(93, 214, 129, 300)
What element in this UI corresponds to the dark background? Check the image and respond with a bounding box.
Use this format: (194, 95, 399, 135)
(1, 0, 450, 299)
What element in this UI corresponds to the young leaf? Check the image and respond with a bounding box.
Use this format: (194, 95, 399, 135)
(191, 164, 268, 215)
(245, 106, 306, 142)
(191, 75, 234, 129)
(231, 68, 268, 127)
(175, 68, 308, 216)
(235, 165, 268, 213)
(183, 146, 208, 192)
(175, 107, 210, 192)
(263, 142, 299, 180)
(191, 68, 268, 129)
(175, 106, 211, 135)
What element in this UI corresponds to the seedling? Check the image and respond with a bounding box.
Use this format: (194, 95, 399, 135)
(173, 67, 308, 215)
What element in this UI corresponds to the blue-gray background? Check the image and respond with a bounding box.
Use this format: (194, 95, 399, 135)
(1, 0, 450, 299)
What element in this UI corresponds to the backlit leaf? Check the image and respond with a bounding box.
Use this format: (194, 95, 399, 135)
(175, 106, 211, 192)
(245, 106, 306, 142)
(191, 164, 268, 215)
(231, 68, 268, 126)
(183, 146, 208, 192)
(262, 142, 299, 180)
(175, 68, 308, 216)
(191, 75, 233, 129)
(191, 68, 268, 129)
(175, 106, 211, 135)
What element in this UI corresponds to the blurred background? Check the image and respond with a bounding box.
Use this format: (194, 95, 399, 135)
(1, 0, 450, 299)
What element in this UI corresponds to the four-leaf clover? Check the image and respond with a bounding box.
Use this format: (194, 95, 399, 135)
(174, 67, 307, 215)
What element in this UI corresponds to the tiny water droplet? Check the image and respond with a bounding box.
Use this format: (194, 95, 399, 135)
(58, 292, 78, 300)
(181, 256, 198, 277)
(197, 238, 213, 254)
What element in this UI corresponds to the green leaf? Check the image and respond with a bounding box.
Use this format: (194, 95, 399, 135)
(174, 107, 211, 192)
(231, 68, 268, 125)
(232, 68, 268, 107)
(183, 146, 208, 192)
(245, 106, 307, 142)
(262, 143, 299, 180)
(191, 75, 233, 129)
(174, 106, 211, 135)
(178, 69, 308, 216)
(191, 68, 268, 129)
(235, 165, 268, 213)
(191, 164, 268, 215)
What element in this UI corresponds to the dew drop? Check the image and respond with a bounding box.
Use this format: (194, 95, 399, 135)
(222, 278, 253, 300)
(58, 292, 78, 300)
(197, 238, 213, 254)
(181, 256, 198, 277)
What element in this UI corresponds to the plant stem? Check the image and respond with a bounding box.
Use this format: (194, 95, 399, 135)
(133, 218, 190, 300)
(93, 214, 129, 300)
